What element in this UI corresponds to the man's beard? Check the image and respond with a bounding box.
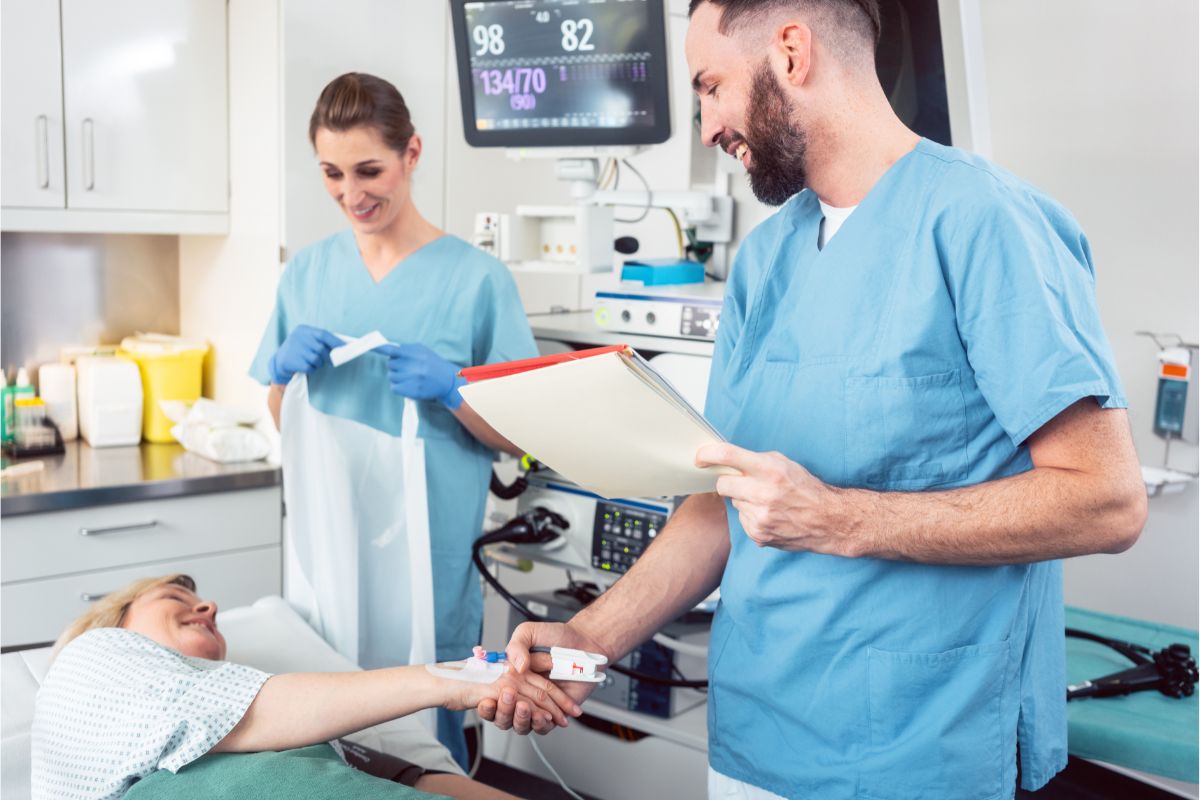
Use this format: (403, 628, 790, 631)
(743, 62, 809, 206)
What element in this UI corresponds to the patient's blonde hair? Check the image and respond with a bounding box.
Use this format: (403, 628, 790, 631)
(51, 573, 196, 659)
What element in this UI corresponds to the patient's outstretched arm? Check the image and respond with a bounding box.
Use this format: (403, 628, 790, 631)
(212, 664, 577, 753)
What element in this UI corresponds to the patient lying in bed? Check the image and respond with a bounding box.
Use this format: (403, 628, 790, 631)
(31, 574, 578, 800)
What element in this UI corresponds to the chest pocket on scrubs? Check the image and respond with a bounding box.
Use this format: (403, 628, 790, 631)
(845, 369, 969, 489)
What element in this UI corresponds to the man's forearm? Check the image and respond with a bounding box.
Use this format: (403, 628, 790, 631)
(570, 491, 730, 662)
(214, 666, 443, 753)
(836, 462, 1146, 565)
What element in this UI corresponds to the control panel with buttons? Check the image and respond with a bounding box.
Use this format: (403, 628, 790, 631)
(592, 500, 669, 574)
(593, 283, 725, 341)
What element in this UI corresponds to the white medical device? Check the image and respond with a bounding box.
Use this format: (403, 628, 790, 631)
(593, 281, 726, 341)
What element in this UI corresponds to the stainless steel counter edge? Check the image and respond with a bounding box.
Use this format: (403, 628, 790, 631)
(1, 468, 282, 517)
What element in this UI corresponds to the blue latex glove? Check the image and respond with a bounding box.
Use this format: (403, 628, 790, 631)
(377, 343, 467, 410)
(268, 325, 343, 385)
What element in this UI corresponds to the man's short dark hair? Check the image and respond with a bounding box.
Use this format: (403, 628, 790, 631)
(688, 0, 881, 48)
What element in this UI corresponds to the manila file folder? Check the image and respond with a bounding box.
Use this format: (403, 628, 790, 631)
(459, 345, 729, 499)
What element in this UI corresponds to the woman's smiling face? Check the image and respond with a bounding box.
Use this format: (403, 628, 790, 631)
(314, 124, 419, 236)
(121, 582, 225, 660)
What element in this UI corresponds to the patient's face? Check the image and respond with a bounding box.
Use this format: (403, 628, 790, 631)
(121, 583, 227, 660)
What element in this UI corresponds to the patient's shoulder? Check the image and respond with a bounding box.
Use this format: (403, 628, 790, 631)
(48, 628, 183, 687)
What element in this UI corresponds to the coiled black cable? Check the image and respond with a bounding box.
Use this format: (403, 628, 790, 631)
(472, 509, 709, 689)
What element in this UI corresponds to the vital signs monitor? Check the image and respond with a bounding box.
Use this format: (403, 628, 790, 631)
(450, 0, 672, 148)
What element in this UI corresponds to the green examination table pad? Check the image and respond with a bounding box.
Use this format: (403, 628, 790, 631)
(123, 744, 450, 800)
(1065, 606, 1199, 783)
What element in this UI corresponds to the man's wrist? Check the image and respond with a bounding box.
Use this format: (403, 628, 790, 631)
(826, 485, 877, 559)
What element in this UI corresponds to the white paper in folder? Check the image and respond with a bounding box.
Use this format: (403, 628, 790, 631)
(458, 347, 732, 499)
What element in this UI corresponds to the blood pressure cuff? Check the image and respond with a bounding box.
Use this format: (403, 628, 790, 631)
(123, 743, 450, 799)
(335, 738, 449, 786)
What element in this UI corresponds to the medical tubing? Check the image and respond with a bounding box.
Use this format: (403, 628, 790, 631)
(1064, 628, 1198, 700)
(613, 158, 653, 223)
(529, 737, 588, 800)
(489, 469, 528, 500)
(651, 632, 709, 659)
(472, 514, 709, 689)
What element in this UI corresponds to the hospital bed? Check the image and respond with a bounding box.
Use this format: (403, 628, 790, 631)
(0, 595, 462, 799)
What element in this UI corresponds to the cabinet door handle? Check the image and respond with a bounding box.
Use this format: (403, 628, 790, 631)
(82, 118, 95, 190)
(80, 592, 109, 603)
(35, 115, 49, 189)
(78, 520, 158, 537)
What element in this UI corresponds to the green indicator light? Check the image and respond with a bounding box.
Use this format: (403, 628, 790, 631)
(602, 563, 611, 570)
(623, 547, 630, 554)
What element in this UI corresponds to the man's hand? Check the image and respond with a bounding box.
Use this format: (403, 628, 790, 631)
(477, 621, 603, 735)
(695, 443, 860, 556)
(443, 666, 581, 730)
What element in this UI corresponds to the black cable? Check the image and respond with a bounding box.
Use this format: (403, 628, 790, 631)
(1065, 628, 1198, 701)
(473, 511, 709, 689)
(489, 469, 528, 500)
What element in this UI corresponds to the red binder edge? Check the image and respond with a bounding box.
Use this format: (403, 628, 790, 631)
(460, 344, 631, 383)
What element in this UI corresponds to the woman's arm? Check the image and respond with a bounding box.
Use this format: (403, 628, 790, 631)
(212, 664, 579, 753)
(267, 384, 284, 431)
(452, 401, 523, 456)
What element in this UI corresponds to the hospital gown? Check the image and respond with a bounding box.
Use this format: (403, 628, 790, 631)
(31, 628, 270, 800)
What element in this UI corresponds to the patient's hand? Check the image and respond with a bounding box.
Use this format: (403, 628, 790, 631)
(480, 621, 604, 735)
(442, 667, 582, 730)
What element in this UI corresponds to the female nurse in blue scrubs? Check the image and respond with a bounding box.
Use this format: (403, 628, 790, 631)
(250, 72, 537, 768)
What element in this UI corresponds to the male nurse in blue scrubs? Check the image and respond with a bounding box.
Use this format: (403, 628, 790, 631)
(479, 1, 1148, 797)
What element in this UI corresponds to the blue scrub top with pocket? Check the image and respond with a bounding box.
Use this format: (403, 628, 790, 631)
(703, 138, 1125, 798)
(250, 231, 537, 663)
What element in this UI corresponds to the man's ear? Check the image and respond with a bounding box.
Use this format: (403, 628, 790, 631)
(776, 22, 813, 87)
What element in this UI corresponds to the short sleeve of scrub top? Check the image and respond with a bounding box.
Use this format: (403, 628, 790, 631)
(934, 159, 1125, 444)
(31, 628, 270, 800)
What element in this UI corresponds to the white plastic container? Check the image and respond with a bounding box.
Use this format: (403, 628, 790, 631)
(38, 363, 78, 440)
(76, 356, 143, 447)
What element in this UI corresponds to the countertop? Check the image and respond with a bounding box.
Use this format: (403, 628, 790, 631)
(1, 440, 281, 517)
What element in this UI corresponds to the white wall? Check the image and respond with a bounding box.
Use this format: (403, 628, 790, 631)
(178, 0, 281, 410)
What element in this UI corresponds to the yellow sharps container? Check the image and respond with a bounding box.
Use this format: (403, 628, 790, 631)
(118, 334, 209, 443)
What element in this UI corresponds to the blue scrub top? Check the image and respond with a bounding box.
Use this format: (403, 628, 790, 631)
(704, 139, 1125, 798)
(250, 231, 537, 661)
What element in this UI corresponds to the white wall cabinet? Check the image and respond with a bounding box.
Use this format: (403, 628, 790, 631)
(1, 0, 229, 234)
(1, 487, 282, 648)
(0, 0, 66, 211)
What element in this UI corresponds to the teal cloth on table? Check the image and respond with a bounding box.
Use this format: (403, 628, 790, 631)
(1065, 606, 1199, 782)
(123, 744, 449, 800)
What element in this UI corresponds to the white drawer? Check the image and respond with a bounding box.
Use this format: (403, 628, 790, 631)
(1, 545, 281, 648)
(1, 487, 281, 582)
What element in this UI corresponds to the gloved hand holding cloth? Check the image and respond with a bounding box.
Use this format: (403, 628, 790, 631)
(377, 343, 467, 410)
(269, 325, 344, 385)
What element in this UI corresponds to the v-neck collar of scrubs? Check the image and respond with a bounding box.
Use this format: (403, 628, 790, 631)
(344, 231, 453, 288)
(796, 137, 928, 255)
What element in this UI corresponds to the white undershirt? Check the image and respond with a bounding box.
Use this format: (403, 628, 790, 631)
(818, 199, 858, 249)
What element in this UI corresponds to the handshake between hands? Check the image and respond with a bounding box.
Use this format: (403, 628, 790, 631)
(441, 621, 606, 736)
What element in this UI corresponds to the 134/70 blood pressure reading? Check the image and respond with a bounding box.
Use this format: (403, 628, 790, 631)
(471, 17, 597, 111)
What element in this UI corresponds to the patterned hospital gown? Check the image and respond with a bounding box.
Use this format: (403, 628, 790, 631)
(31, 628, 271, 800)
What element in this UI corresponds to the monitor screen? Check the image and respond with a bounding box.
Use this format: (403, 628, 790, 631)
(451, 0, 672, 148)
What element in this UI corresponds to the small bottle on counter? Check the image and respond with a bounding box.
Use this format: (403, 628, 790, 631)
(2, 368, 35, 445)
